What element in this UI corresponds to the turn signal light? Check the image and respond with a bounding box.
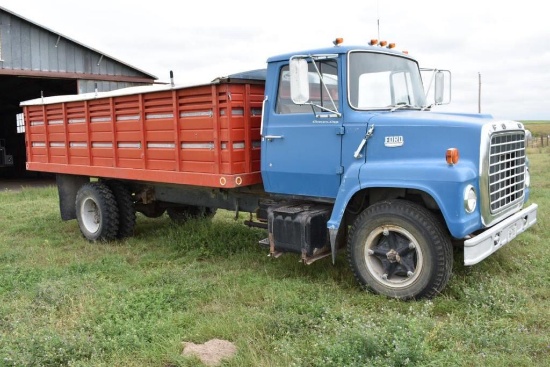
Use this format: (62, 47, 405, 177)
(446, 148, 459, 165)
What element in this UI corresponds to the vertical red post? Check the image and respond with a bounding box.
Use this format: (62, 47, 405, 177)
(42, 105, 50, 163)
(172, 90, 181, 171)
(84, 100, 92, 166)
(211, 85, 221, 175)
(62, 103, 69, 164)
(23, 107, 32, 165)
(138, 94, 147, 170)
(226, 84, 234, 174)
(244, 84, 252, 174)
(109, 97, 118, 168)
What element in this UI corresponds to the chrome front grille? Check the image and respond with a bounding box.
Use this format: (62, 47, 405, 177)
(488, 132, 525, 214)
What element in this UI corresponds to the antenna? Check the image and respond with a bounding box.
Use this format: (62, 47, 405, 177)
(478, 72, 481, 113)
(377, 0, 380, 40)
(170, 70, 175, 88)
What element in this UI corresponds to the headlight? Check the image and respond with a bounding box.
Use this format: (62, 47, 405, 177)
(464, 185, 477, 213)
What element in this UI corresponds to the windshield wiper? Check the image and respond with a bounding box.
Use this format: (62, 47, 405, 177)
(390, 103, 419, 112)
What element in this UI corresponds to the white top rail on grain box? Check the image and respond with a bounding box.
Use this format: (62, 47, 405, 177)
(19, 82, 212, 106)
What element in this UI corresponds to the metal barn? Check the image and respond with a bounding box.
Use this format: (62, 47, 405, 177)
(0, 6, 157, 178)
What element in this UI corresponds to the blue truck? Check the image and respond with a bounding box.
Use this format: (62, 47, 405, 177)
(21, 38, 538, 300)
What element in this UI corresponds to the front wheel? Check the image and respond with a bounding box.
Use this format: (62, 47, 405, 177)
(347, 199, 452, 300)
(75, 182, 119, 242)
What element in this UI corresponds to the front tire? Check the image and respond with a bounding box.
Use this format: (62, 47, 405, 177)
(75, 182, 119, 242)
(348, 199, 452, 300)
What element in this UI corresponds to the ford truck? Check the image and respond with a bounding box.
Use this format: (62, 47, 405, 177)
(20, 39, 538, 300)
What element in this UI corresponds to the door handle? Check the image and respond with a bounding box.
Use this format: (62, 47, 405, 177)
(264, 135, 284, 141)
(353, 124, 375, 159)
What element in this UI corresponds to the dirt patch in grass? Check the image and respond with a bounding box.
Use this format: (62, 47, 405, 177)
(182, 339, 237, 366)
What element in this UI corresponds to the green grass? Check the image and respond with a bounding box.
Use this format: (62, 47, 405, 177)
(1, 148, 549, 367)
(522, 120, 550, 137)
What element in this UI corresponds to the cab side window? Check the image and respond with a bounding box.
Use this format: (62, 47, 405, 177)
(276, 60, 338, 114)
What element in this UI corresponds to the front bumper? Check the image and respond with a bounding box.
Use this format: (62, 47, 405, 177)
(464, 203, 538, 266)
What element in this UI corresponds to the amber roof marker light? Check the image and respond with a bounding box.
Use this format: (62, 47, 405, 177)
(333, 38, 344, 46)
(367, 37, 407, 54)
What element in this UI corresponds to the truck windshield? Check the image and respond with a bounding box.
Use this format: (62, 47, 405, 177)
(348, 51, 426, 110)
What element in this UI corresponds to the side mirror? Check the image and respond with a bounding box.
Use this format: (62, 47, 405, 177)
(289, 58, 309, 104)
(434, 72, 444, 104)
(434, 70, 451, 105)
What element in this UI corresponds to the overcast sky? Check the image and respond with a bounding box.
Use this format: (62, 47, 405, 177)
(3, 0, 549, 120)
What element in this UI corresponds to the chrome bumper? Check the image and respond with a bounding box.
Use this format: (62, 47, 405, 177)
(464, 203, 538, 266)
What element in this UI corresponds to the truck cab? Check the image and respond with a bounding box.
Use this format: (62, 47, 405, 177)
(260, 39, 537, 299)
(261, 40, 450, 199)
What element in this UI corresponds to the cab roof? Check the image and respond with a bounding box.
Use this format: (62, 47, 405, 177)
(266, 44, 415, 63)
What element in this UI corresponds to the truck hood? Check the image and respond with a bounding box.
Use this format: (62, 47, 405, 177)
(368, 110, 510, 129)
(359, 110, 526, 172)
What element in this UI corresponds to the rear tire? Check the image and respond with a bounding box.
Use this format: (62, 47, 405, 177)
(105, 181, 136, 239)
(347, 199, 453, 300)
(75, 182, 119, 242)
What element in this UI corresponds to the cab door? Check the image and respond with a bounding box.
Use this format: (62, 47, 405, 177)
(261, 60, 343, 199)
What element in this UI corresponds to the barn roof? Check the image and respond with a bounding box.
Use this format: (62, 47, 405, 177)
(0, 5, 157, 82)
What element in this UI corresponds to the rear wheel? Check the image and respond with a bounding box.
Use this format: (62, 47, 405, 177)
(105, 181, 136, 239)
(75, 182, 119, 242)
(166, 205, 216, 224)
(348, 199, 452, 300)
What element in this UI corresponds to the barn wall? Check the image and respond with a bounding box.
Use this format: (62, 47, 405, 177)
(78, 80, 144, 94)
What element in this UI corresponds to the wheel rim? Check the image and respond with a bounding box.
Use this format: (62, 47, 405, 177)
(364, 225, 423, 289)
(81, 197, 100, 234)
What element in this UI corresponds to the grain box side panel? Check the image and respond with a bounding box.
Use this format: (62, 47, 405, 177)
(177, 85, 218, 174)
(143, 91, 177, 171)
(113, 95, 143, 169)
(23, 81, 265, 188)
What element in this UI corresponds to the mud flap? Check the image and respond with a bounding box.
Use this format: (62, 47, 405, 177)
(56, 174, 89, 220)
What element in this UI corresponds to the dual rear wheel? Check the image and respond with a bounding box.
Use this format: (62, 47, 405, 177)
(75, 181, 214, 242)
(75, 182, 121, 242)
(75, 181, 136, 242)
